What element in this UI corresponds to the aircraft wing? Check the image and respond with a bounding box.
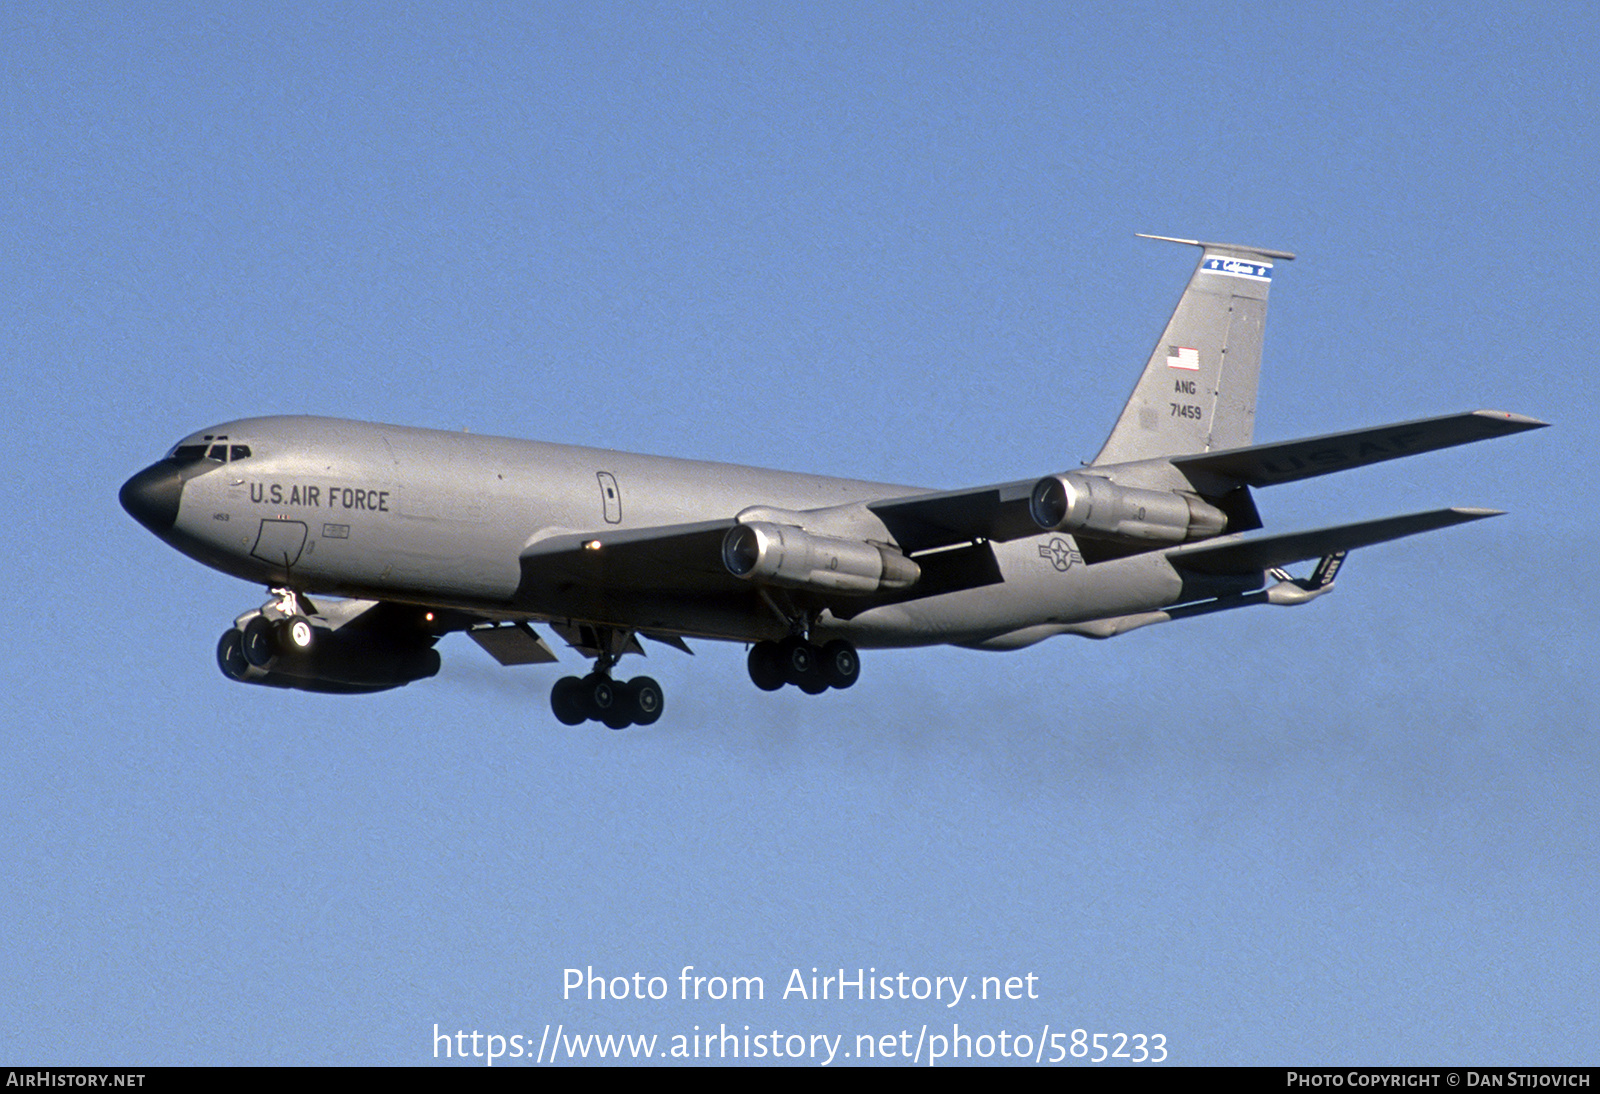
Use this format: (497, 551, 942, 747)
(1171, 410, 1545, 489)
(519, 519, 740, 596)
(1166, 507, 1500, 576)
(516, 508, 1007, 620)
(866, 479, 1039, 552)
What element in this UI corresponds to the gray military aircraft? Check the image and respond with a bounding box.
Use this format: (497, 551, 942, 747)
(121, 235, 1544, 728)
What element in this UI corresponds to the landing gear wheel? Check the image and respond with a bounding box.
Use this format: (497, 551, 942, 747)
(627, 676, 664, 726)
(550, 675, 587, 726)
(582, 673, 618, 724)
(241, 615, 277, 668)
(279, 614, 315, 653)
(778, 635, 817, 687)
(797, 669, 829, 695)
(820, 640, 860, 690)
(217, 629, 251, 681)
(747, 642, 786, 691)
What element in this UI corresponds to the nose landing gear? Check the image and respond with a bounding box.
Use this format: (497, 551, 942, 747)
(234, 588, 318, 670)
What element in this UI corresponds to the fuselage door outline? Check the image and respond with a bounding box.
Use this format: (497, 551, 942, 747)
(251, 519, 309, 568)
(597, 472, 622, 524)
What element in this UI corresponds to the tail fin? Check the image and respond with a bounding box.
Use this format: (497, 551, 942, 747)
(1092, 235, 1294, 465)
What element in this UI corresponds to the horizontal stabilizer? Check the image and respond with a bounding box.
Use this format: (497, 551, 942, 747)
(1134, 234, 1297, 261)
(1172, 410, 1546, 489)
(1169, 507, 1501, 576)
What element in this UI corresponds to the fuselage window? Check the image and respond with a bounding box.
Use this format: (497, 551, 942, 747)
(230, 445, 251, 461)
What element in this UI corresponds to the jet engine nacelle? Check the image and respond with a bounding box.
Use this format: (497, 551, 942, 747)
(722, 521, 920, 595)
(1029, 472, 1228, 544)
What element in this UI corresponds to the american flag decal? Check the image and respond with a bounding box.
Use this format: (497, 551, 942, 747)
(1166, 346, 1200, 370)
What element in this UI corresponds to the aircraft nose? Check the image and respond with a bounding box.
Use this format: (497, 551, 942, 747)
(119, 461, 184, 534)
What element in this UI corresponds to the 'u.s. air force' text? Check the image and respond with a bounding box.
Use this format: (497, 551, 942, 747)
(564, 966, 1039, 1008)
(249, 482, 390, 512)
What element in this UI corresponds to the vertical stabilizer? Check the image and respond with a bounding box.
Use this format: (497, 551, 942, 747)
(1092, 235, 1294, 465)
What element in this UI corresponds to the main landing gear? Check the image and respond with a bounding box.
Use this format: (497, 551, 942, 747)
(550, 672, 663, 730)
(542, 623, 860, 728)
(747, 636, 860, 694)
(547, 626, 662, 730)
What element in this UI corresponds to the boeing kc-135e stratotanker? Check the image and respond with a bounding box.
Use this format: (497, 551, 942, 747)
(121, 235, 1545, 728)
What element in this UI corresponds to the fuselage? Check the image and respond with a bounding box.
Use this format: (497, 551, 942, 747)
(121, 415, 1190, 649)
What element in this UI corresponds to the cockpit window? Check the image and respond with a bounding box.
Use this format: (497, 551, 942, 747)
(168, 437, 252, 463)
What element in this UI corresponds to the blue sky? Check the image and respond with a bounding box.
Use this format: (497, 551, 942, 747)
(3, 1, 1593, 1065)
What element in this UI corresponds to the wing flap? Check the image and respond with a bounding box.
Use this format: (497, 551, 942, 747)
(466, 621, 560, 665)
(1168, 507, 1501, 576)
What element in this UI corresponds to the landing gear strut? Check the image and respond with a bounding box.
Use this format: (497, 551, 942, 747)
(547, 626, 663, 730)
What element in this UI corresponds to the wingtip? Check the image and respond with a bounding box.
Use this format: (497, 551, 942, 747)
(1470, 409, 1550, 430)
